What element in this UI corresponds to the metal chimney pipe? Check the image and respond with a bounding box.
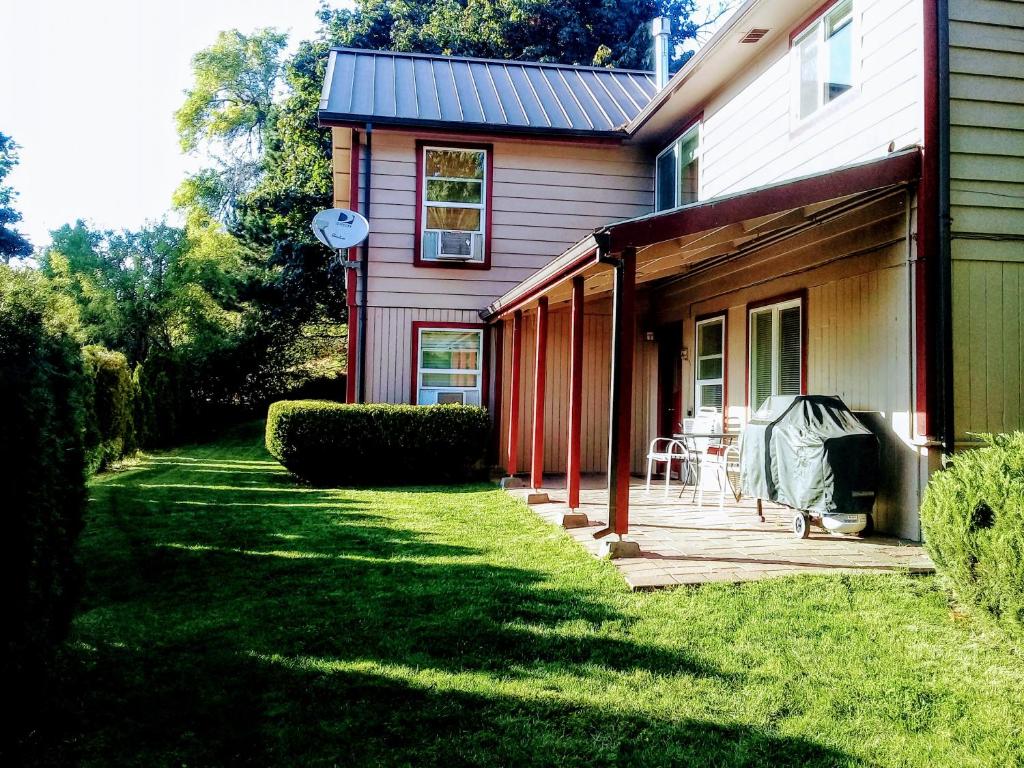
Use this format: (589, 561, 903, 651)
(652, 16, 671, 90)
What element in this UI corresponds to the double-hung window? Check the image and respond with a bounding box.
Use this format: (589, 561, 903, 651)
(420, 145, 488, 263)
(793, 0, 855, 121)
(749, 298, 803, 411)
(655, 123, 700, 212)
(695, 316, 725, 411)
(416, 326, 483, 406)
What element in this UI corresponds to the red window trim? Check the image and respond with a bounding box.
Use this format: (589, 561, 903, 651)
(694, 310, 728, 418)
(743, 289, 809, 409)
(790, 0, 847, 45)
(413, 140, 494, 271)
(409, 320, 490, 407)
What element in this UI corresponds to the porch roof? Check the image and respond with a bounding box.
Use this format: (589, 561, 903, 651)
(480, 147, 922, 320)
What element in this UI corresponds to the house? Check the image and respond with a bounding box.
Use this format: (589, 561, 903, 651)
(318, 0, 1023, 543)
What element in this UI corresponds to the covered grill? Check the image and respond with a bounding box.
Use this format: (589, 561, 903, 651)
(740, 395, 879, 537)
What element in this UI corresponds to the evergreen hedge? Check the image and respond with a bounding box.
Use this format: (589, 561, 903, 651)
(0, 267, 88, 725)
(83, 345, 136, 471)
(921, 433, 1024, 635)
(266, 400, 491, 486)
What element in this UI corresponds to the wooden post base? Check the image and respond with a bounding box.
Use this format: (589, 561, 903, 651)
(560, 512, 590, 529)
(598, 539, 641, 559)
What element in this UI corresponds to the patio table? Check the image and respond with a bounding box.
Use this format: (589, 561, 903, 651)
(672, 432, 740, 505)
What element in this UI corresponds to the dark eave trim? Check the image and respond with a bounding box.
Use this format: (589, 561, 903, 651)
(317, 112, 630, 140)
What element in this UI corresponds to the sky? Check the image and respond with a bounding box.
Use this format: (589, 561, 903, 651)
(1, 0, 325, 247)
(1, 1, 735, 249)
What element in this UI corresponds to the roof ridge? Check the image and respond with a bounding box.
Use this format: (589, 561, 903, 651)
(328, 46, 656, 77)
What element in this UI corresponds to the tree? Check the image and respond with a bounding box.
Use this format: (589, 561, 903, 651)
(175, 29, 288, 224)
(316, 0, 722, 70)
(0, 133, 32, 261)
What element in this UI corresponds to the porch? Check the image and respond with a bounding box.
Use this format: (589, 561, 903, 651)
(508, 476, 934, 590)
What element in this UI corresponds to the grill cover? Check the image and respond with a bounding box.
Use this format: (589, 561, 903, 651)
(740, 395, 879, 515)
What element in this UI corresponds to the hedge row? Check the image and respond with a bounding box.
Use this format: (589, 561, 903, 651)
(0, 268, 88, 728)
(921, 432, 1024, 636)
(266, 400, 491, 486)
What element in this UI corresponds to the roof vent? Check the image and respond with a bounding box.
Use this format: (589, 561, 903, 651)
(739, 28, 769, 43)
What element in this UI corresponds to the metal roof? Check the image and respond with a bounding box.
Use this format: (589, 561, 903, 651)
(318, 48, 658, 137)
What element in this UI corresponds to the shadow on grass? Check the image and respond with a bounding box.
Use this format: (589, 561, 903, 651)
(45, 438, 866, 767)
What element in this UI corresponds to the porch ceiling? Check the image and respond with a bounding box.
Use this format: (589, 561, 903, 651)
(481, 148, 922, 319)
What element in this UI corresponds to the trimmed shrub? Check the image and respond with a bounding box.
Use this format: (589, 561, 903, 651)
(0, 267, 88, 730)
(921, 433, 1024, 634)
(266, 400, 491, 486)
(83, 345, 136, 471)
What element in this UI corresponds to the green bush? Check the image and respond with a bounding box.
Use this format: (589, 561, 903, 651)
(83, 345, 136, 471)
(921, 433, 1024, 634)
(0, 267, 88, 727)
(266, 400, 492, 486)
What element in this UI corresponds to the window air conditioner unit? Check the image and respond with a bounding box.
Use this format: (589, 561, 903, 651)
(436, 391, 466, 405)
(424, 230, 483, 261)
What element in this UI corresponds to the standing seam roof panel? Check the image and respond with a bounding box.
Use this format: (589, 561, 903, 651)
(470, 62, 507, 124)
(413, 58, 442, 120)
(450, 60, 486, 124)
(489, 65, 530, 127)
(505, 66, 547, 128)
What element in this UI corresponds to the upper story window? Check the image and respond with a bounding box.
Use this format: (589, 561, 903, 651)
(419, 145, 489, 265)
(655, 122, 700, 212)
(793, 0, 855, 121)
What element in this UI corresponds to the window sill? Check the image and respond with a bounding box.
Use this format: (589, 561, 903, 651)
(788, 87, 860, 139)
(413, 257, 491, 271)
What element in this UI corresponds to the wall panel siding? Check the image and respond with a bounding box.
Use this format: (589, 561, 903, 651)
(948, 0, 1024, 442)
(362, 131, 653, 309)
(364, 306, 483, 405)
(698, 0, 922, 200)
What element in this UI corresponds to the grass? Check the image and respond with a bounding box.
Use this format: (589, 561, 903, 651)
(47, 423, 1024, 766)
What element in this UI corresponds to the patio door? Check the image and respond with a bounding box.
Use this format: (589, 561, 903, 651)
(657, 323, 683, 435)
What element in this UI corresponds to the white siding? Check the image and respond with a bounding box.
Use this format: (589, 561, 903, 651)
(697, 0, 922, 199)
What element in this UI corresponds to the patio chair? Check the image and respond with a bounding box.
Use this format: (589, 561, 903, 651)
(645, 437, 692, 498)
(679, 412, 724, 507)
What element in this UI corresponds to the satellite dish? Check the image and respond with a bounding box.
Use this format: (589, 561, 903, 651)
(312, 208, 369, 251)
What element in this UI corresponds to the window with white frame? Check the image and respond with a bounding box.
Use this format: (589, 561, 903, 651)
(420, 146, 487, 262)
(416, 327, 483, 405)
(655, 123, 700, 212)
(793, 0, 855, 121)
(748, 298, 802, 411)
(695, 316, 725, 411)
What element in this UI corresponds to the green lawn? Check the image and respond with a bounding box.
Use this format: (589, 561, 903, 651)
(58, 424, 1023, 766)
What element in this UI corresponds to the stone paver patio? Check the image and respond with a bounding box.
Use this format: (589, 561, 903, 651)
(507, 475, 934, 590)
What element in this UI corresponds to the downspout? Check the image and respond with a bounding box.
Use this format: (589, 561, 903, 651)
(935, 0, 954, 454)
(358, 122, 372, 404)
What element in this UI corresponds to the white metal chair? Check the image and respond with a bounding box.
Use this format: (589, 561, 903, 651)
(645, 437, 692, 498)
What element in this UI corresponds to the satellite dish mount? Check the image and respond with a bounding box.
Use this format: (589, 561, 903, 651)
(312, 208, 370, 269)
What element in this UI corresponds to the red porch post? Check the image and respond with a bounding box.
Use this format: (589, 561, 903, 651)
(567, 277, 585, 509)
(605, 248, 636, 539)
(506, 310, 524, 475)
(530, 297, 549, 490)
